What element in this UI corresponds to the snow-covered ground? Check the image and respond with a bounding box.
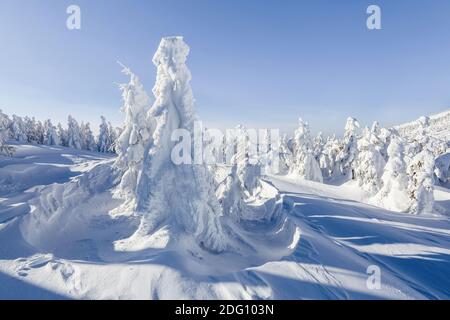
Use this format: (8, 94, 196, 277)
(1, 143, 449, 299)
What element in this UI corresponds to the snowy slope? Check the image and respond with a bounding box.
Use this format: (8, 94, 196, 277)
(1, 143, 449, 299)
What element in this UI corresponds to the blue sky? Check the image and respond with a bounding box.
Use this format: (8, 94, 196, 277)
(1, 0, 450, 135)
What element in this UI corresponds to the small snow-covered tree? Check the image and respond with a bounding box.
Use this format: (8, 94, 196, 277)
(289, 118, 323, 182)
(373, 135, 409, 212)
(80, 122, 96, 151)
(0, 109, 14, 156)
(10, 115, 28, 142)
(24, 117, 39, 143)
(114, 64, 153, 200)
(57, 123, 68, 147)
(66, 115, 82, 149)
(320, 134, 341, 178)
(34, 120, 45, 144)
(313, 132, 324, 160)
(236, 126, 261, 193)
(337, 117, 360, 180)
(406, 148, 435, 214)
(43, 119, 60, 146)
(354, 127, 386, 194)
(97, 116, 110, 153)
(107, 121, 118, 153)
(278, 134, 292, 174)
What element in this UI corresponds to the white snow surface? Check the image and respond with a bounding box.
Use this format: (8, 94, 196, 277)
(1, 142, 449, 299)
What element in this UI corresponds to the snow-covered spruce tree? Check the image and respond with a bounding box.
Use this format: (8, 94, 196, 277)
(278, 134, 292, 174)
(405, 116, 429, 161)
(97, 116, 111, 153)
(216, 126, 263, 223)
(337, 117, 360, 180)
(80, 122, 96, 151)
(127, 37, 226, 252)
(236, 126, 261, 193)
(373, 135, 409, 212)
(0, 109, 14, 156)
(369, 121, 388, 158)
(114, 64, 153, 200)
(289, 118, 323, 182)
(313, 132, 324, 160)
(43, 119, 60, 146)
(34, 120, 45, 144)
(406, 148, 435, 214)
(66, 115, 82, 149)
(354, 127, 386, 194)
(57, 123, 68, 147)
(107, 121, 118, 153)
(24, 116, 38, 143)
(320, 134, 341, 178)
(10, 115, 28, 142)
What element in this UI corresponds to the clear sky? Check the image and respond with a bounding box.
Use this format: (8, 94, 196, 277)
(1, 0, 450, 135)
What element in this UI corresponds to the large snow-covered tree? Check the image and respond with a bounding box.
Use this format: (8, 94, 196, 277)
(122, 37, 227, 252)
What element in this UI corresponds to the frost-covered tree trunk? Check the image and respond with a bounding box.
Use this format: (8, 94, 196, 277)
(355, 127, 386, 194)
(43, 119, 61, 146)
(114, 64, 153, 201)
(373, 136, 409, 212)
(128, 37, 226, 252)
(0, 110, 14, 156)
(66, 115, 82, 149)
(338, 117, 360, 180)
(406, 149, 435, 214)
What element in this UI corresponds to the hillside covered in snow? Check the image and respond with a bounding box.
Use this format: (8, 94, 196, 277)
(1, 37, 449, 300)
